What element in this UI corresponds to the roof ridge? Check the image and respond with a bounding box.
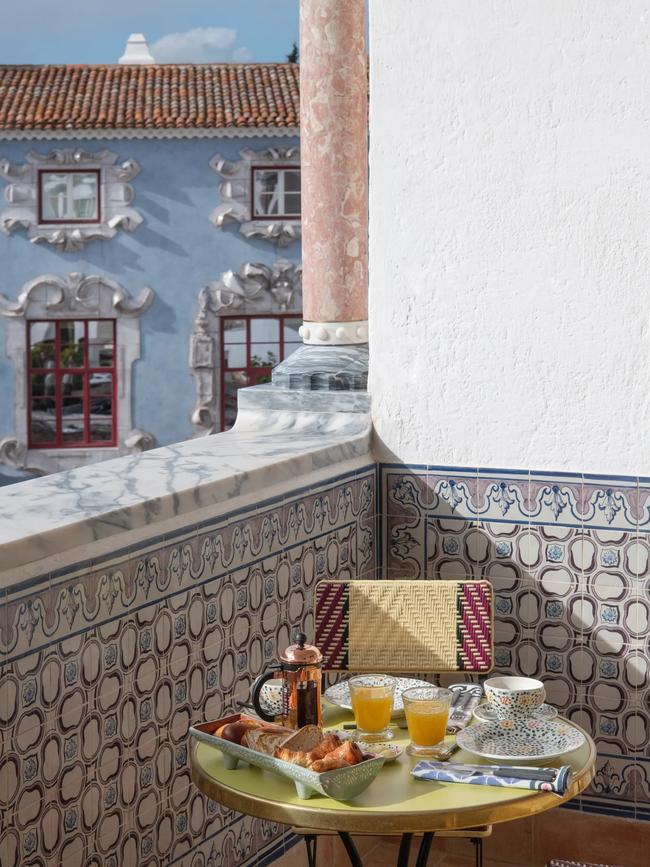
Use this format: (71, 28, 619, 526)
(0, 62, 299, 70)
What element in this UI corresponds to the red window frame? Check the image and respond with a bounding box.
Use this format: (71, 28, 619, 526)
(27, 319, 117, 449)
(220, 314, 301, 430)
(250, 165, 301, 220)
(37, 168, 102, 225)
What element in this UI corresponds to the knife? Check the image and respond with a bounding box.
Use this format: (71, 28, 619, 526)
(446, 762, 558, 782)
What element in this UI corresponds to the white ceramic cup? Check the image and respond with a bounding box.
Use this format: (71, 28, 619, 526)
(483, 676, 545, 719)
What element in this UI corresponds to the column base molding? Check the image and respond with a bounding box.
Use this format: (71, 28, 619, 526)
(299, 320, 368, 345)
(272, 343, 368, 391)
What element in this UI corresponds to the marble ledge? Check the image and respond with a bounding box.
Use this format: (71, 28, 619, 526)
(0, 402, 371, 586)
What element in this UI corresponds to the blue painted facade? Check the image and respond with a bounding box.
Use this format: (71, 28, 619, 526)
(0, 134, 301, 479)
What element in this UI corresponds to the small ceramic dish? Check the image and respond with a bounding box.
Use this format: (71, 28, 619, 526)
(330, 729, 403, 761)
(360, 742, 403, 762)
(473, 702, 557, 723)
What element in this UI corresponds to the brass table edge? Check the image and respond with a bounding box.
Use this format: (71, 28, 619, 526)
(190, 721, 597, 835)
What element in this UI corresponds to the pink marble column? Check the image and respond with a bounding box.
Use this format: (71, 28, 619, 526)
(298, 0, 368, 346)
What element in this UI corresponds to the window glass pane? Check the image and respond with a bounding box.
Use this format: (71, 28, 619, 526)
(90, 377, 113, 442)
(253, 170, 280, 216)
(249, 345, 279, 368)
(30, 373, 56, 444)
(59, 321, 85, 367)
(89, 372, 113, 393)
(88, 321, 114, 368)
(223, 344, 246, 368)
(252, 371, 273, 385)
(283, 192, 301, 216)
(223, 371, 249, 430)
(61, 373, 85, 444)
(223, 319, 246, 343)
(40, 172, 98, 222)
(29, 322, 56, 368)
(250, 318, 280, 343)
(71, 173, 99, 220)
(41, 173, 69, 221)
(284, 170, 301, 192)
(283, 318, 302, 343)
(31, 372, 56, 397)
(31, 397, 56, 444)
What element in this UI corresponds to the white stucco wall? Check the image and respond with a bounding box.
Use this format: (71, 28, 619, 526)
(368, 0, 650, 474)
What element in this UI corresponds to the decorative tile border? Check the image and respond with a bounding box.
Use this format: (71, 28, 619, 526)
(0, 464, 376, 867)
(380, 463, 650, 820)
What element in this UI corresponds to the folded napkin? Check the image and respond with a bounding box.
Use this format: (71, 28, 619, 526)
(446, 685, 483, 734)
(412, 761, 572, 795)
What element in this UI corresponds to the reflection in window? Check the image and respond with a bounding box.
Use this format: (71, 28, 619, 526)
(221, 315, 301, 430)
(252, 167, 301, 219)
(27, 319, 116, 448)
(39, 171, 100, 223)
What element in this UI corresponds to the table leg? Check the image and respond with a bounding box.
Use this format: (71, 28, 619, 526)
(338, 832, 364, 867)
(471, 836, 483, 867)
(303, 834, 317, 867)
(414, 832, 434, 867)
(396, 833, 413, 867)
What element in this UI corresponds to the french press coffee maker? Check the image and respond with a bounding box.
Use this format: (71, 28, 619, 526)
(251, 631, 323, 729)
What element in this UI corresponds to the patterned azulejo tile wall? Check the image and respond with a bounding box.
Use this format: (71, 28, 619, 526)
(380, 464, 650, 820)
(0, 464, 376, 867)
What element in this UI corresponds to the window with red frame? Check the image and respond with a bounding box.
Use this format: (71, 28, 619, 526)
(27, 319, 116, 448)
(38, 169, 101, 224)
(251, 166, 301, 219)
(221, 315, 301, 430)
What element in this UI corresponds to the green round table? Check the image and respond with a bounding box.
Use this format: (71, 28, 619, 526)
(190, 706, 596, 867)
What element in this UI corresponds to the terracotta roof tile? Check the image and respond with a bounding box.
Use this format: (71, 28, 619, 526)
(0, 63, 300, 132)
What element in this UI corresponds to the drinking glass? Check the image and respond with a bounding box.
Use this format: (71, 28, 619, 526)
(349, 674, 396, 742)
(402, 686, 452, 756)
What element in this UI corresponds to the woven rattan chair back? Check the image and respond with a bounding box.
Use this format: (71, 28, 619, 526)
(315, 579, 493, 674)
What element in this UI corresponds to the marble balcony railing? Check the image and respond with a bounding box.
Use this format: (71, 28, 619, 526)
(0, 385, 376, 867)
(2, 386, 649, 867)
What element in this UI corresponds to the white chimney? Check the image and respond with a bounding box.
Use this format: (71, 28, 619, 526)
(118, 34, 155, 65)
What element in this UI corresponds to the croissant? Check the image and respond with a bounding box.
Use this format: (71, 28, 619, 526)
(274, 747, 313, 768)
(305, 734, 342, 760)
(310, 741, 364, 773)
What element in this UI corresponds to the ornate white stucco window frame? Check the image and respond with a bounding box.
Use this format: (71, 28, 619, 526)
(0, 149, 143, 251)
(0, 273, 155, 476)
(209, 146, 301, 248)
(189, 259, 302, 434)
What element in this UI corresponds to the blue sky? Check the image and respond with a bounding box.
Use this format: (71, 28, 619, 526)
(1, 0, 299, 65)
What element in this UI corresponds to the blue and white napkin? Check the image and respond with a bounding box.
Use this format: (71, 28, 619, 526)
(412, 761, 572, 795)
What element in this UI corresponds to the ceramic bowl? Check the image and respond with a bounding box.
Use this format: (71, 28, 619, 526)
(483, 676, 545, 720)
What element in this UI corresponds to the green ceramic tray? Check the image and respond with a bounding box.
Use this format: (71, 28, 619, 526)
(190, 716, 386, 801)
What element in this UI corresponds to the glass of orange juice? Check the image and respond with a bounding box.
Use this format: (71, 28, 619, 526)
(402, 686, 452, 756)
(349, 674, 396, 742)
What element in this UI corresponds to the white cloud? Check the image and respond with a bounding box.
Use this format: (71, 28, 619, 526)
(150, 27, 254, 63)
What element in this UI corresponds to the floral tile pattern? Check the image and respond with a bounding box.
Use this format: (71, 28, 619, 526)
(380, 463, 650, 819)
(0, 464, 376, 866)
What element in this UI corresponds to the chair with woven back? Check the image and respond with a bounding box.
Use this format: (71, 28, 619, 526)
(288, 577, 494, 867)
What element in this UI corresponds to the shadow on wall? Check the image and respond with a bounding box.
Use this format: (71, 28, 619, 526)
(142, 294, 177, 335)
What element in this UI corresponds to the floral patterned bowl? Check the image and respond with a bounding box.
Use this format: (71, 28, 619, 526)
(483, 676, 545, 720)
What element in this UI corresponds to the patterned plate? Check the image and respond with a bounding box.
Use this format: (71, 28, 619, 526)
(324, 677, 433, 715)
(456, 718, 585, 762)
(473, 702, 558, 723)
